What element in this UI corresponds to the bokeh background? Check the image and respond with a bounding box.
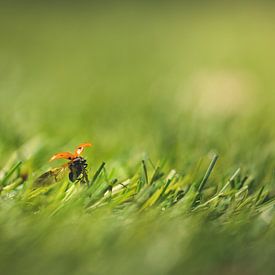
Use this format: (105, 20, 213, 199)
(1, 1, 274, 170)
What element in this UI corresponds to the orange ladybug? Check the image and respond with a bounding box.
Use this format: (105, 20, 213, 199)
(34, 143, 92, 187)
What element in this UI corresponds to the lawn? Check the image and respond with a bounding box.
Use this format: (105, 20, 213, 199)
(0, 1, 275, 274)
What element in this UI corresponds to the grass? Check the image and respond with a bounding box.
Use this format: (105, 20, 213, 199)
(0, 1, 275, 274)
(0, 145, 274, 275)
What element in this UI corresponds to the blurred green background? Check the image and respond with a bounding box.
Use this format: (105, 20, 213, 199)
(1, 1, 274, 168)
(0, 1, 275, 274)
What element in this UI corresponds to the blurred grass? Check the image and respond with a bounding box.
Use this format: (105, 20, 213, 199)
(0, 1, 275, 274)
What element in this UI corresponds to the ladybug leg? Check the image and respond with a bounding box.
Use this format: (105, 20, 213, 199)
(82, 169, 89, 185)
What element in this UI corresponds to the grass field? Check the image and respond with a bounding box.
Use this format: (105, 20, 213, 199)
(0, 1, 275, 274)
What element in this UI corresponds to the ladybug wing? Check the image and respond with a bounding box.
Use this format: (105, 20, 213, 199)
(33, 167, 67, 187)
(74, 143, 92, 157)
(49, 152, 75, 162)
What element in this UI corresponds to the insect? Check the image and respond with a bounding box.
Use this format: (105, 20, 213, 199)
(34, 143, 92, 187)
